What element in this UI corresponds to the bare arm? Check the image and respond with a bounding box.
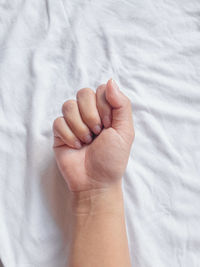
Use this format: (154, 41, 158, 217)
(52, 79, 134, 267)
(68, 184, 131, 267)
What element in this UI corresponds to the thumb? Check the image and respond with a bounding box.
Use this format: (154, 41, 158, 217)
(105, 79, 134, 142)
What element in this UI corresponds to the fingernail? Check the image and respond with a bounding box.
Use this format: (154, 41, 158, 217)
(103, 115, 111, 128)
(84, 134, 93, 144)
(93, 124, 102, 135)
(111, 79, 119, 93)
(74, 140, 82, 149)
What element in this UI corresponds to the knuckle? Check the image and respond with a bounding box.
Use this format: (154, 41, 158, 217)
(96, 84, 106, 96)
(62, 100, 76, 113)
(66, 135, 76, 145)
(62, 133, 76, 147)
(52, 117, 62, 131)
(77, 87, 93, 99)
(96, 84, 106, 94)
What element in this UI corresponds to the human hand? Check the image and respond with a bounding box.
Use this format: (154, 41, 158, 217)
(52, 79, 134, 192)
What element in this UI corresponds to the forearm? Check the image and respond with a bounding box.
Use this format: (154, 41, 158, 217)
(68, 182, 131, 267)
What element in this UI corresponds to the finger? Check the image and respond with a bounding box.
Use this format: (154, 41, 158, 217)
(96, 84, 112, 128)
(105, 79, 134, 143)
(62, 100, 93, 144)
(53, 117, 82, 149)
(76, 88, 102, 135)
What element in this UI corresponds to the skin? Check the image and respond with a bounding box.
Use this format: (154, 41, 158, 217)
(53, 79, 135, 267)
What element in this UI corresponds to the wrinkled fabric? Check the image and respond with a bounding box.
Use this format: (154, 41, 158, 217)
(0, 0, 200, 266)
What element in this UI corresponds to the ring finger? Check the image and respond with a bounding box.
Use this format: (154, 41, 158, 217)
(62, 100, 93, 144)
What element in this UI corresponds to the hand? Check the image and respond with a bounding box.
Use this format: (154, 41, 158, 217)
(52, 79, 134, 192)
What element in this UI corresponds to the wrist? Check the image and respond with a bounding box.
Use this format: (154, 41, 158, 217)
(69, 181, 124, 215)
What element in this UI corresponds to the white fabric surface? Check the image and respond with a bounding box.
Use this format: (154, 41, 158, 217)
(0, 0, 200, 266)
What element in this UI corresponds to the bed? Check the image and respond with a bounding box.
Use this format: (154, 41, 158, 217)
(0, 0, 200, 266)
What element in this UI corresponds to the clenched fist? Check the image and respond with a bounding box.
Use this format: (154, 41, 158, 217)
(52, 79, 134, 192)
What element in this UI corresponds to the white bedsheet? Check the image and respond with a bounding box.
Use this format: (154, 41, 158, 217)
(0, 0, 200, 266)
